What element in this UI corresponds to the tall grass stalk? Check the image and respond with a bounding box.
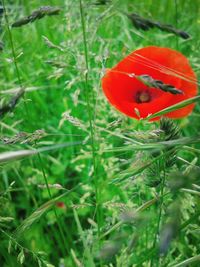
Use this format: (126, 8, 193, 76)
(37, 153, 70, 258)
(78, 0, 101, 241)
(150, 165, 166, 267)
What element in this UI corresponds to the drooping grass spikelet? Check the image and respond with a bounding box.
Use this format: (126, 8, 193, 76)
(60, 110, 88, 131)
(0, 129, 46, 144)
(137, 74, 183, 95)
(42, 35, 64, 51)
(127, 13, 190, 39)
(12, 6, 61, 28)
(0, 89, 24, 118)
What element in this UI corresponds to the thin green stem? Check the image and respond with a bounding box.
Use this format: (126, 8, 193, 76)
(174, 0, 179, 49)
(0, 228, 42, 264)
(150, 166, 166, 267)
(79, 0, 101, 238)
(37, 153, 70, 257)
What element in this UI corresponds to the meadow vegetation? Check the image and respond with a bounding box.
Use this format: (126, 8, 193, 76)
(0, 0, 200, 266)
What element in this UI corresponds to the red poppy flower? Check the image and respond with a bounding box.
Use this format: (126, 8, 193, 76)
(102, 46, 197, 120)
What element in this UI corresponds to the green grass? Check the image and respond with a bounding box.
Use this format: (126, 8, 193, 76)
(0, 0, 200, 266)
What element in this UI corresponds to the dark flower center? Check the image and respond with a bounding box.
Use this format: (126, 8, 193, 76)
(135, 90, 151, 103)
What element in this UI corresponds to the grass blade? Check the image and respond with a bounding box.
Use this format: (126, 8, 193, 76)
(13, 186, 80, 238)
(73, 208, 95, 267)
(146, 95, 200, 120)
(0, 141, 83, 163)
(170, 254, 200, 267)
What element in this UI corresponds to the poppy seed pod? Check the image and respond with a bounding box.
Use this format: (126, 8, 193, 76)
(102, 46, 198, 120)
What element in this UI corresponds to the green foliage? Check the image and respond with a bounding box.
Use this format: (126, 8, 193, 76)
(0, 0, 200, 266)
